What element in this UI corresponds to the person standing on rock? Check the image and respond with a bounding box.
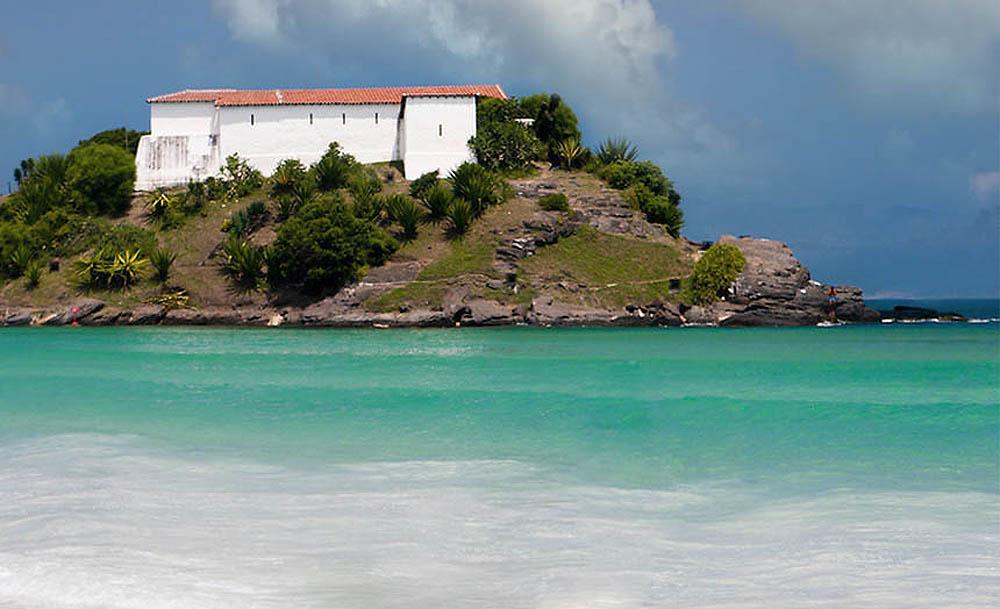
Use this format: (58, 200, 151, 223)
(827, 287, 838, 322)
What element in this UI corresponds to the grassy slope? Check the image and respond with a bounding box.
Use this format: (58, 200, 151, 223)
(2, 168, 695, 313)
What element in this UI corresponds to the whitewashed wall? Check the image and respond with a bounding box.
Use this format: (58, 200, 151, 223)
(402, 96, 477, 179)
(218, 103, 401, 176)
(136, 96, 482, 189)
(136, 103, 218, 190)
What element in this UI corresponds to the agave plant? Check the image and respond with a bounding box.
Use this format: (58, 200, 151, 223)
(148, 247, 177, 283)
(596, 137, 638, 165)
(449, 163, 502, 216)
(422, 184, 454, 223)
(8, 244, 33, 278)
(385, 194, 425, 240)
(269, 159, 312, 202)
(107, 249, 149, 288)
(556, 138, 585, 169)
(349, 175, 384, 221)
(221, 237, 266, 287)
(24, 260, 44, 290)
(146, 189, 175, 220)
(445, 198, 475, 237)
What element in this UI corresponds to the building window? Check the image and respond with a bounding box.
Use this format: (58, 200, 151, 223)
(438, 124, 443, 137)
(250, 114, 255, 126)
(342, 112, 346, 125)
(375, 112, 379, 124)
(309, 113, 313, 125)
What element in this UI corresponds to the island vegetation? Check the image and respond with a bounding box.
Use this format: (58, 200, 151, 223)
(4, 94, 881, 328)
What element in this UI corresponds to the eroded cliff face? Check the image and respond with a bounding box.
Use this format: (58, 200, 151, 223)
(710, 236, 880, 326)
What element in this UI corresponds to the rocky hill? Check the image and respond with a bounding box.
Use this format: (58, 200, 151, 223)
(1, 167, 879, 328)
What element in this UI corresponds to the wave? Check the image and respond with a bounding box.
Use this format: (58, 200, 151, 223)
(1, 434, 997, 609)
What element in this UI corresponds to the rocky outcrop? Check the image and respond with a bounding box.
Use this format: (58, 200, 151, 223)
(707, 236, 880, 326)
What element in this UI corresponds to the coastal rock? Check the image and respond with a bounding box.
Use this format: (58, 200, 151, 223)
(529, 297, 619, 326)
(2, 308, 34, 326)
(43, 299, 105, 325)
(462, 299, 520, 326)
(879, 305, 967, 323)
(82, 308, 128, 326)
(162, 308, 243, 325)
(129, 305, 166, 325)
(717, 236, 880, 326)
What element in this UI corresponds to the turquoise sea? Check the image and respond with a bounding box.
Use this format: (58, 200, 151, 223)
(0, 323, 997, 608)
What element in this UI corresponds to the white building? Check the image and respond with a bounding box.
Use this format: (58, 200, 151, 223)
(134, 84, 507, 190)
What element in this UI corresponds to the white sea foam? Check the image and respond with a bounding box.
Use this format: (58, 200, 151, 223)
(0, 434, 997, 609)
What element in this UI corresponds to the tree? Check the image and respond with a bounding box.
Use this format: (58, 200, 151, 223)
(269, 196, 398, 294)
(686, 243, 746, 305)
(519, 93, 581, 161)
(468, 121, 542, 171)
(66, 144, 136, 216)
(311, 142, 362, 191)
(78, 128, 149, 156)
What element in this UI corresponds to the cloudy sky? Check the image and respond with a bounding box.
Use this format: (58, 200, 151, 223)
(1, 0, 997, 297)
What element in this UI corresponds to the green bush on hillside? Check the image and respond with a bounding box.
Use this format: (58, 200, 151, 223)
(78, 128, 149, 156)
(625, 185, 683, 238)
(67, 144, 136, 216)
(538, 193, 570, 212)
(312, 143, 363, 192)
(519, 93, 581, 162)
(686, 243, 746, 305)
(469, 120, 542, 172)
(408, 170, 440, 201)
(449, 162, 506, 216)
(268, 196, 398, 294)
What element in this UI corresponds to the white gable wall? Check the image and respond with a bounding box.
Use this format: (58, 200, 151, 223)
(136, 95, 483, 189)
(218, 103, 401, 176)
(402, 96, 476, 179)
(136, 102, 218, 190)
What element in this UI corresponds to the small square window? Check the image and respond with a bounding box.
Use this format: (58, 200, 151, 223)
(309, 113, 313, 125)
(438, 124, 443, 136)
(342, 113, 346, 125)
(250, 114, 255, 126)
(375, 112, 379, 124)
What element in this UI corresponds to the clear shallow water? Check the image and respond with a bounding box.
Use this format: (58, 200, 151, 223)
(0, 325, 997, 608)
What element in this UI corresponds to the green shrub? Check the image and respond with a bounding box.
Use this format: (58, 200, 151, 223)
(221, 237, 266, 287)
(67, 144, 136, 216)
(9, 153, 73, 223)
(538, 193, 570, 212)
(221, 154, 264, 198)
(183, 180, 208, 213)
(519, 93, 581, 162)
(226, 200, 270, 237)
(468, 120, 543, 171)
(24, 260, 44, 289)
(598, 160, 676, 198)
(269, 196, 398, 294)
(348, 174, 384, 221)
(445, 198, 475, 237)
(312, 143, 363, 191)
(74, 247, 148, 289)
(422, 184, 454, 222)
(625, 185, 683, 237)
(596, 137, 638, 165)
(94, 224, 156, 256)
(148, 247, 177, 283)
(78, 128, 148, 156)
(269, 159, 314, 206)
(449, 163, 504, 216)
(408, 170, 440, 201)
(686, 243, 746, 305)
(8, 244, 32, 278)
(385, 194, 424, 240)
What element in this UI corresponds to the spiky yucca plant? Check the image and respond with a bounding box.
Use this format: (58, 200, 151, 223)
(556, 138, 585, 169)
(148, 248, 177, 283)
(445, 198, 475, 237)
(385, 194, 425, 240)
(422, 184, 454, 222)
(596, 137, 638, 165)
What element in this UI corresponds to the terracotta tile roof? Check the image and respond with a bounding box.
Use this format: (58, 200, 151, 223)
(146, 89, 238, 103)
(147, 85, 506, 106)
